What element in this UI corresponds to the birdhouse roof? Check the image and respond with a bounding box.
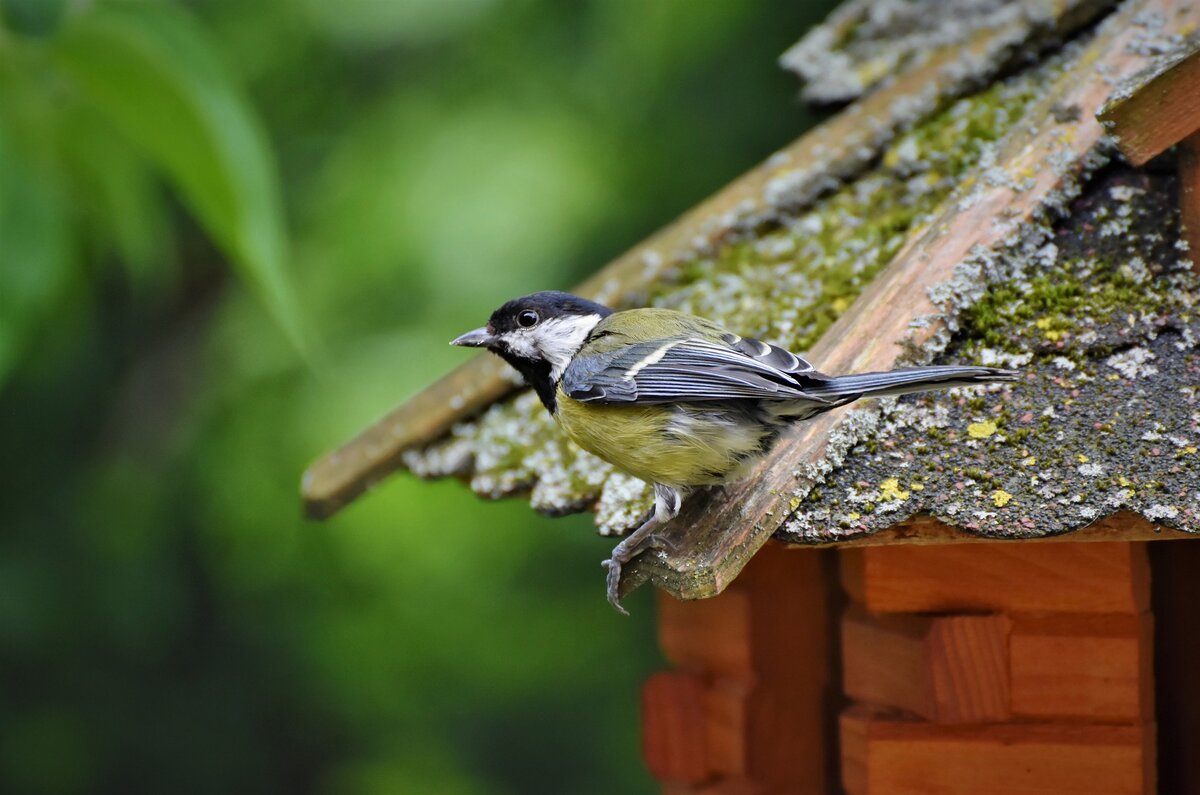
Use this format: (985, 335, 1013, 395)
(303, 0, 1200, 602)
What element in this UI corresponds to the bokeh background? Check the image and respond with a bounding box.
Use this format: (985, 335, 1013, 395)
(0, 1, 835, 792)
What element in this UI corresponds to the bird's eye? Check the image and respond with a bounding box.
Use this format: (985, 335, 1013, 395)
(517, 310, 539, 328)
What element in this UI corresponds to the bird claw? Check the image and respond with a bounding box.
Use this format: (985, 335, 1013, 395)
(601, 534, 676, 616)
(602, 558, 630, 616)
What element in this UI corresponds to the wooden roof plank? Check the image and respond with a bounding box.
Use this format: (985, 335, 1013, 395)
(1097, 35, 1200, 166)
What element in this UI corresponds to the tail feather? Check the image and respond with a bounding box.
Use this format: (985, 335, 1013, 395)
(805, 365, 1018, 401)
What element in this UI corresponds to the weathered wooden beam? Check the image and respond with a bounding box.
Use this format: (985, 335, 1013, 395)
(301, 1, 1107, 520)
(621, 0, 1200, 602)
(1097, 36, 1200, 166)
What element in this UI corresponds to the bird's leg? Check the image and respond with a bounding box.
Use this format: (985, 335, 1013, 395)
(603, 483, 683, 615)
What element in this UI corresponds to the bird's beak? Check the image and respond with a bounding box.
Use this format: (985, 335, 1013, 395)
(450, 326, 496, 348)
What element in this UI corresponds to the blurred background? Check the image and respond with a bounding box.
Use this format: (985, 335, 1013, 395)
(0, 1, 835, 792)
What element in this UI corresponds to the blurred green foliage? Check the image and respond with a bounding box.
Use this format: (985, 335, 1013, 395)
(0, 0, 832, 792)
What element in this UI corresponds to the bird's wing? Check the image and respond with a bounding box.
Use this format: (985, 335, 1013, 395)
(562, 334, 829, 405)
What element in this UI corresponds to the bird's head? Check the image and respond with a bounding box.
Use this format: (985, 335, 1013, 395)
(451, 291, 613, 384)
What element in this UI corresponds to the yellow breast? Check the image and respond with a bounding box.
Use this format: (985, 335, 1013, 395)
(552, 385, 768, 488)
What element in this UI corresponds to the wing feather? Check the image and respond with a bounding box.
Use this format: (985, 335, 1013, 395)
(562, 334, 827, 405)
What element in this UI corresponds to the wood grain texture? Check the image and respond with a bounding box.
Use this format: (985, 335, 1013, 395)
(1009, 612, 1154, 722)
(620, 0, 1200, 603)
(840, 708, 1156, 795)
(924, 614, 1012, 724)
(1097, 37, 1200, 166)
(839, 541, 1150, 615)
(646, 543, 836, 793)
(641, 672, 749, 786)
(842, 607, 1012, 724)
(739, 546, 835, 794)
(301, 1, 1112, 521)
(842, 608, 931, 719)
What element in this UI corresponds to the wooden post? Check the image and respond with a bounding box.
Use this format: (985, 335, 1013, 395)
(643, 542, 836, 793)
(838, 534, 1156, 794)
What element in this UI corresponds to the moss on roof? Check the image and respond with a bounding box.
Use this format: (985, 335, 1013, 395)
(782, 164, 1200, 542)
(779, 0, 1113, 104)
(644, 65, 1045, 351)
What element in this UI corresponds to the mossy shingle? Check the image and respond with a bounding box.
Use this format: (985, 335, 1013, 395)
(781, 165, 1199, 542)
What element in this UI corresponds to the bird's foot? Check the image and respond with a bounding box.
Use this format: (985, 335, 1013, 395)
(601, 533, 672, 615)
(600, 558, 630, 616)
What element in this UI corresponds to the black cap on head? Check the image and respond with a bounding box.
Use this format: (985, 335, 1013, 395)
(488, 291, 612, 333)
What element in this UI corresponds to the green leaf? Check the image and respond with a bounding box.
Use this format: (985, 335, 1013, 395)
(56, 104, 175, 287)
(0, 127, 76, 384)
(53, 1, 310, 356)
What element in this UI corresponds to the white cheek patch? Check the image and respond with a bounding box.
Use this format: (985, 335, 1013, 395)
(495, 313, 603, 382)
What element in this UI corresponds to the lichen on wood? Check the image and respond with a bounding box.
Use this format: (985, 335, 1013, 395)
(779, 0, 1114, 105)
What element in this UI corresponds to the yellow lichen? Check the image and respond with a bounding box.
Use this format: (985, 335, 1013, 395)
(879, 477, 910, 501)
(967, 420, 997, 439)
(992, 489, 1013, 508)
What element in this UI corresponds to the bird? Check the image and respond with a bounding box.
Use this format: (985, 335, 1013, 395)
(452, 291, 1018, 613)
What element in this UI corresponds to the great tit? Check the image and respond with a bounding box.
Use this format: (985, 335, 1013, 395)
(453, 291, 1017, 613)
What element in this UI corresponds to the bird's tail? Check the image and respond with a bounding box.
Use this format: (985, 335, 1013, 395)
(805, 365, 1018, 402)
